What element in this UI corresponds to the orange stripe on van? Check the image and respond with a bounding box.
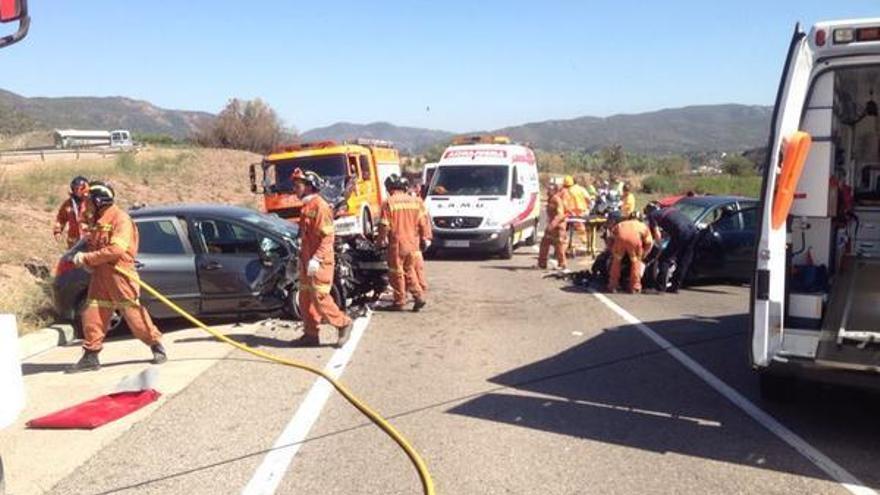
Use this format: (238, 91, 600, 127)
(772, 131, 812, 230)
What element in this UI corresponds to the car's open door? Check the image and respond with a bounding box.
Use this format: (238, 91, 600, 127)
(751, 25, 814, 367)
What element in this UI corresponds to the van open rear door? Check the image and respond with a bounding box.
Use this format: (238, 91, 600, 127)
(752, 26, 814, 367)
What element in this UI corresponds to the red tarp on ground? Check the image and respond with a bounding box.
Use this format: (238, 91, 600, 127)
(26, 389, 161, 430)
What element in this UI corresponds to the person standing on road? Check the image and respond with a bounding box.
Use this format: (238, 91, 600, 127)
(53, 176, 90, 249)
(606, 216, 653, 294)
(564, 175, 590, 252)
(290, 168, 353, 347)
(621, 183, 637, 218)
(644, 202, 698, 293)
(377, 174, 431, 312)
(67, 182, 166, 373)
(538, 182, 569, 270)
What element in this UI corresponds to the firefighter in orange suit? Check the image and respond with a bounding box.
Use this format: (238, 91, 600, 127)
(377, 174, 431, 311)
(607, 216, 654, 294)
(53, 176, 90, 249)
(67, 182, 165, 373)
(290, 168, 353, 347)
(538, 182, 569, 270)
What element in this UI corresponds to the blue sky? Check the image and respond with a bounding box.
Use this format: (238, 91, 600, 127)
(0, 1, 877, 132)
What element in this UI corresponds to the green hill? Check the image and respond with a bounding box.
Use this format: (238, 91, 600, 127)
(0, 89, 213, 139)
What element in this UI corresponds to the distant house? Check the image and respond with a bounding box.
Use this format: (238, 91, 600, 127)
(53, 129, 132, 149)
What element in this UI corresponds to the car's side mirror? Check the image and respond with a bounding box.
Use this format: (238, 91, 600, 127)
(512, 183, 525, 199)
(0, 0, 29, 49)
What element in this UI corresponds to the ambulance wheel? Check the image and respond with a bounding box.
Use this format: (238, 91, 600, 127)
(525, 224, 538, 246)
(499, 233, 514, 260)
(759, 372, 796, 402)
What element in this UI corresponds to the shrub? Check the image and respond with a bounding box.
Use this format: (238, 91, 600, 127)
(722, 154, 757, 176)
(641, 175, 680, 194)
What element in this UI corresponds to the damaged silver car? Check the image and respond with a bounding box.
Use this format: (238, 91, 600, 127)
(52, 204, 389, 335)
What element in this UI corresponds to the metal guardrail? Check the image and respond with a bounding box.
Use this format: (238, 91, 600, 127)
(0, 147, 138, 162)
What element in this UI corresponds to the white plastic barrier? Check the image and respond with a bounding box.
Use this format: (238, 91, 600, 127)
(0, 314, 25, 429)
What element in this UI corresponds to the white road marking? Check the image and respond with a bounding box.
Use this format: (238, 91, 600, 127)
(241, 312, 372, 495)
(591, 291, 876, 495)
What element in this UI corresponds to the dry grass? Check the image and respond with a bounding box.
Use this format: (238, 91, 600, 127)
(0, 265, 55, 333)
(0, 147, 262, 334)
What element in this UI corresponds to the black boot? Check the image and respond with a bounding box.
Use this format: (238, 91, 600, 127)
(412, 299, 427, 313)
(290, 334, 321, 347)
(66, 350, 101, 374)
(151, 343, 167, 365)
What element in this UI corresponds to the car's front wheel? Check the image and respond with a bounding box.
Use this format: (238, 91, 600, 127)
(72, 295, 126, 339)
(283, 282, 346, 321)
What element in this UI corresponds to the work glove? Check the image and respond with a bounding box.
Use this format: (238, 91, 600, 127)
(72, 252, 87, 268)
(307, 257, 321, 277)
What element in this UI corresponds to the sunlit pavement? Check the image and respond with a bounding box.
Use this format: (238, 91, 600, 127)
(9, 250, 878, 494)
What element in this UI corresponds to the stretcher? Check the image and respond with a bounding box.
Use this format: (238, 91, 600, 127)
(566, 216, 607, 257)
(815, 257, 880, 369)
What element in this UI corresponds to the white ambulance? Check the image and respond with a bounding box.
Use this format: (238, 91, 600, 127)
(752, 19, 880, 398)
(424, 136, 540, 258)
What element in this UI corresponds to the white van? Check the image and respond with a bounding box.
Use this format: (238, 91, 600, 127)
(752, 19, 880, 398)
(424, 136, 540, 258)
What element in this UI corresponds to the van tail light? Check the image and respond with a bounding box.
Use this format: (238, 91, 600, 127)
(815, 29, 827, 47)
(55, 259, 76, 277)
(858, 27, 880, 42)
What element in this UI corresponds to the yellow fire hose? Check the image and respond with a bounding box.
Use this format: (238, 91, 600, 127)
(115, 267, 435, 495)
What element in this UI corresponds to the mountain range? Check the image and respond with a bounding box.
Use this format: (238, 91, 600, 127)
(0, 89, 213, 138)
(301, 104, 773, 154)
(0, 88, 772, 154)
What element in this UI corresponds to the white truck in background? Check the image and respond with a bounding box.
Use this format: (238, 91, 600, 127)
(53, 129, 134, 149)
(752, 18, 880, 398)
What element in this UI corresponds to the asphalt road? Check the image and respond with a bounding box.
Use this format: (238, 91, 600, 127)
(46, 248, 879, 495)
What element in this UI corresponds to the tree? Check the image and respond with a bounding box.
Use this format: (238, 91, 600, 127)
(194, 98, 290, 154)
(722, 154, 757, 176)
(599, 145, 627, 178)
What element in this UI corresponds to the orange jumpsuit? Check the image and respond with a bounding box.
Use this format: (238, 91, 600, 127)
(608, 219, 653, 292)
(80, 204, 162, 352)
(379, 191, 432, 306)
(538, 189, 569, 269)
(298, 194, 351, 337)
(53, 197, 89, 248)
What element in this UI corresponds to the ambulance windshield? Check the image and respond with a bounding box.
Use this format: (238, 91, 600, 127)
(429, 165, 509, 196)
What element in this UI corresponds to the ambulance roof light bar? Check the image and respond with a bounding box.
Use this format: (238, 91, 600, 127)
(451, 135, 512, 145)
